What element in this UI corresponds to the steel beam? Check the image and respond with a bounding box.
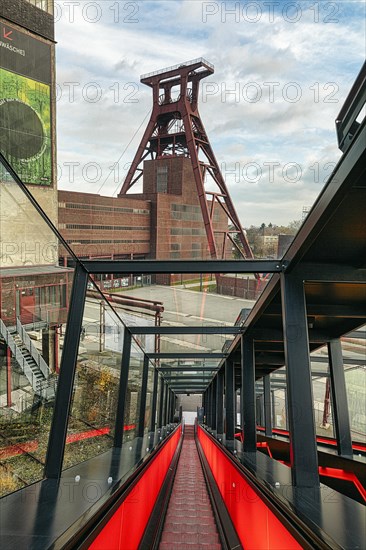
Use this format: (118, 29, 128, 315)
(241, 336, 256, 452)
(225, 359, 235, 442)
(114, 329, 132, 447)
(163, 378, 213, 384)
(129, 326, 241, 335)
(293, 263, 366, 282)
(281, 273, 319, 487)
(266, 302, 366, 318)
(82, 259, 282, 275)
(45, 264, 88, 478)
(148, 352, 226, 359)
(251, 327, 331, 343)
(158, 367, 219, 372)
(328, 340, 353, 457)
(168, 388, 210, 393)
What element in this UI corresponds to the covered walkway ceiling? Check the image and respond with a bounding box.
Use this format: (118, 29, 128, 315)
(78, 105, 366, 394)
(80, 87, 365, 394)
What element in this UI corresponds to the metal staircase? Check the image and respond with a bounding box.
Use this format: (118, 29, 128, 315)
(0, 318, 55, 401)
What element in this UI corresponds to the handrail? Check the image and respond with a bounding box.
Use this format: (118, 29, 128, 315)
(51, 423, 182, 550)
(0, 318, 37, 392)
(198, 425, 341, 550)
(141, 57, 214, 80)
(336, 61, 366, 152)
(16, 318, 51, 379)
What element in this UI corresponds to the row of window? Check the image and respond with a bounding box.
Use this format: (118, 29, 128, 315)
(172, 203, 202, 213)
(64, 224, 149, 231)
(171, 243, 200, 250)
(171, 228, 206, 236)
(171, 203, 222, 222)
(59, 202, 149, 215)
(170, 251, 202, 258)
(171, 211, 203, 222)
(67, 240, 150, 245)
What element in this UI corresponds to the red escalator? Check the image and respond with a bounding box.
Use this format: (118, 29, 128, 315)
(159, 425, 221, 549)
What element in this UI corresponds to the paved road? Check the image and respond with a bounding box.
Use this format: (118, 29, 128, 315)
(81, 286, 255, 356)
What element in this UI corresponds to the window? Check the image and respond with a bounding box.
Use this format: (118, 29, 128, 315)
(157, 165, 168, 193)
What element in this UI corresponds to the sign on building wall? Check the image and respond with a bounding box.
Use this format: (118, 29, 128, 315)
(0, 21, 52, 185)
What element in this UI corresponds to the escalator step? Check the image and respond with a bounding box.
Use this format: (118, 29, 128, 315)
(160, 544, 222, 550)
(159, 426, 220, 549)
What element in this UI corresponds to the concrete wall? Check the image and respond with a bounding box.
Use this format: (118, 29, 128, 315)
(0, 0, 54, 41)
(177, 394, 202, 412)
(0, 182, 58, 267)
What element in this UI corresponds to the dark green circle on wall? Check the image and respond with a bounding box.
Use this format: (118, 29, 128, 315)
(0, 99, 45, 160)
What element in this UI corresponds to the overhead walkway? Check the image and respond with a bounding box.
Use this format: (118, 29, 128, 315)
(0, 63, 365, 550)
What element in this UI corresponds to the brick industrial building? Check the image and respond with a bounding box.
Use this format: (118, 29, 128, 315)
(58, 157, 229, 267)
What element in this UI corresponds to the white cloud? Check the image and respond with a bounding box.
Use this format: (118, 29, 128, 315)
(55, 0, 365, 225)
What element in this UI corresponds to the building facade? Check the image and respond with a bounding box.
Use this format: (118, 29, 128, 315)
(58, 156, 229, 270)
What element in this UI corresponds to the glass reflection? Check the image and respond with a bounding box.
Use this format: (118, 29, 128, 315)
(0, 158, 75, 495)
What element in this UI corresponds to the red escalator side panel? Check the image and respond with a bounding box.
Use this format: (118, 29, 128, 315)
(89, 426, 181, 550)
(197, 426, 302, 550)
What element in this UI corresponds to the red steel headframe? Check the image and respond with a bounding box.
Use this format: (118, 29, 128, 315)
(118, 58, 254, 261)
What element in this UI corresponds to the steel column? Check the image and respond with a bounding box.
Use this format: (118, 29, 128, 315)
(157, 376, 165, 428)
(163, 384, 170, 426)
(210, 383, 214, 427)
(271, 390, 276, 429)
(137, 355, 150, 438)
(241, 336, 256, 452)
(171, 391, 176, 421)
(203, 390, 207, 423)
(281, 273, 319, 487)
(45, 264, 88, 478)
(264, 375, 273, 437)
(328, 339, 353, 457)
(162, 383, 167, 426)
(211, 377, 217, 431)
(114, 329, 132, 447)
(225, 359, 235, 442)
(216, 369, 224, 435)
(207, 386, 211, 427)
(149, 367, 159, 432)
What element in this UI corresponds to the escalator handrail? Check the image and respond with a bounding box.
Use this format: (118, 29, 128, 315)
(138, 422, 185, 549)
(52, 424, 182, 549)
(198, 425, 343, 550)
(194, 421, 243, 550)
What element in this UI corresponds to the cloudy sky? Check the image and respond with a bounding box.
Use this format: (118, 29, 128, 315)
(55, 0, 365, 226)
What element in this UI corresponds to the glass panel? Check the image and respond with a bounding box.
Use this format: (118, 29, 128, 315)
(271, 367, 287, 430)
(311, 346, 352, 441)
(124, 340, 144, 443)
(272, 388, 287, 430)
(62, 278, 122, 470)
(0, 158, 74, 495)
(90, 270, 260, 365)
(343, 327, 366, 444)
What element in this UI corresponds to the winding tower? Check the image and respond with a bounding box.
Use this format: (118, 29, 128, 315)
(118, 58, 253, 261)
